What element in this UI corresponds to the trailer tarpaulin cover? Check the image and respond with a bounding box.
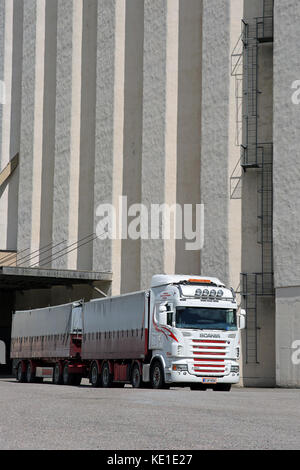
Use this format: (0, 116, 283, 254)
(82, 291, 148, 360)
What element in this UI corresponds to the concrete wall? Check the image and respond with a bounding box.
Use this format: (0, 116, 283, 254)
(274, 0, 300, 387)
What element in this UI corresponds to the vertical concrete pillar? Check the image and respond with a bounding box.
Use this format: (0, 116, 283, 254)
(17, 0, 46, 259)
(67, 0, 83, 270)
(140, 0, 168, 289)
(0, 0, 5, 171)
(120, 0, 144, 293)
(228, 0, 243, 291)
(39, 0, 57, 266)
(164, 0, 179, 276)
(0, 0, 11, 249)
(175, 0, 202, 276)
(77, 0, 97, 271)
(274, 0, 300, 387)
(6, 0, 23, 251)
(200, 0, 231, 284)
(93, 0, 125, 294)
(30, 0, 46, 257)
(52, 0, 82, 269)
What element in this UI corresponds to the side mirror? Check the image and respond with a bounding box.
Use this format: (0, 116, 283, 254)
(159, 305, 167, 326)
(239, 309, 246, 330)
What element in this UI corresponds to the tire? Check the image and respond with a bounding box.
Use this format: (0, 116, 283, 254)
(26, 363, 35, 383)
(131, 363, 141, 389)
(63, 363, 73, 386)
(16, 361, 26, 383)
(53, 363, 63, 385)
(90, 362, 101, 387)
(213, 384, 231, 392)
(190, 384, 207, 391)
(101, 362, 113, 388)
(150, 361, 166, 390)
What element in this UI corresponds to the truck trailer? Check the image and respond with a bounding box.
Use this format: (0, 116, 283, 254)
(11, 274, 246, 391)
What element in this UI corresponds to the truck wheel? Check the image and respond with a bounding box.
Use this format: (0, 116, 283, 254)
(63, 363, 72, 385)
(150, 361, 165, 389)
(213, 384, 231, 392)
(16, 361, 26, 383)
(90, 362, 101, 387)
(101, 362, 112, 388)
(131, 364, 141, 388)
(26, 363, 35, 383)
(53, 363, 63, 385)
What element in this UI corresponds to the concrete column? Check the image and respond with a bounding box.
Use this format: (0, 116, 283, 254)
(39, 0, 57, 266)
(52, 0, 82, 269)
(228, 0, 243, 291)
(164, 0, 179, 276)
(0, 0, 5, 171)
(77, 0, 97, 271)
(6, 0, 23, 252)
(67, 0, 83, 270)
(140, 0, 168, 289)
(0, 0, 12, 250)
(17, 0, 46, 259)
(200, 0, 231, 284)
(120, 0, 144, 294)
(274, 0, 300, 387)
(175, 0, 202, 276)
(93, 0, 125, 294)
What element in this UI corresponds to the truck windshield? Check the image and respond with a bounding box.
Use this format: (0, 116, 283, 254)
(176, 307, 237, 331)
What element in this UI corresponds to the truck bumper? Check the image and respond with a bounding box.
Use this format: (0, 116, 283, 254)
(165, 369, 240, 385)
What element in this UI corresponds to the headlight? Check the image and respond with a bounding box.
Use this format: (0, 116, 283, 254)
(177, 345, 184, 355)
(202, 289, 209, 297)
(209, 289, 217, 298)
(231, 365, 239, 373)
(172, 364, 188, 372)
(236, 347, 240, 359)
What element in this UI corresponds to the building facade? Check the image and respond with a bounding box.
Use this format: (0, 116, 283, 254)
(0, 0, 299, 387)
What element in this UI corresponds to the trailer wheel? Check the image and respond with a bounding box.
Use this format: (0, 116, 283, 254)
(101, 362, 112, 388)
(53, 363, 63, 385)
(213, 384, 231, 392)
(131, 364, 141, 388)
(150, 361, 165, 389)
(90, 362, 101, 387)
(63, 363, 73, 385)
(16, 361, 26, 383)
(26, 363, 35, 383)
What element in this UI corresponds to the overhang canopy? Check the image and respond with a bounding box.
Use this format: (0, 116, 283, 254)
(0, 265, 112, 291)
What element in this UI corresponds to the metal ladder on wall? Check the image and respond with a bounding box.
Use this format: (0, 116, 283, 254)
(239, 0, 274, 364)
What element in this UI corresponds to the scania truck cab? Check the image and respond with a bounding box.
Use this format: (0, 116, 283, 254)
(148, 275, 246, 391)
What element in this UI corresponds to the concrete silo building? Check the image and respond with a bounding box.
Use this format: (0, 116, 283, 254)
(0, 0, 299, 387)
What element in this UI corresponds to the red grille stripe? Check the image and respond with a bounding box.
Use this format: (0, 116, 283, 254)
(193, 346, 225, 349)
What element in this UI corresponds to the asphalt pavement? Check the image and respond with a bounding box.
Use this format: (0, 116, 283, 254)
(0, 378, 299, 450)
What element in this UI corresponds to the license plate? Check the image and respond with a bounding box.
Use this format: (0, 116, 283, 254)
(201, 377, 217, 384)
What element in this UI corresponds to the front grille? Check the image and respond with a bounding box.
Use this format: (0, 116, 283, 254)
(191, 339, 229, 376)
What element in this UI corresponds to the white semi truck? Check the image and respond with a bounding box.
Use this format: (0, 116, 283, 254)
(11, 274, 245, 391)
